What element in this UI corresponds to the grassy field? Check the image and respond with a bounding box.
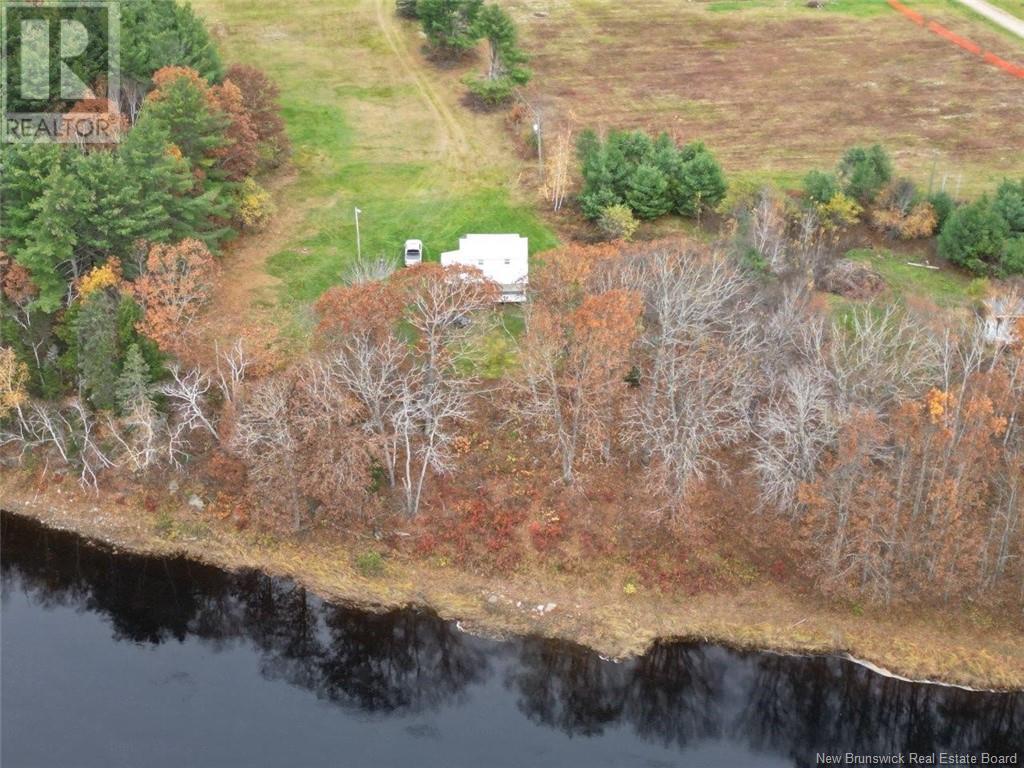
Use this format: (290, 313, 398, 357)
(189, 0, 1021, 341)
(190, 0, 556, 332)
(510, 0, 1024, 195)
(845, 247, 978, 307)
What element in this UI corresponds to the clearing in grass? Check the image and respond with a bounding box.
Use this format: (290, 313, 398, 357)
(190, 0, 556, 336)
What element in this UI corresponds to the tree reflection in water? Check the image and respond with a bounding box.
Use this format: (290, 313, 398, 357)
(2, 511, 1021, 759)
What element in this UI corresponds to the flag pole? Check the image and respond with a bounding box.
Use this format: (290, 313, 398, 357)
(354, 206, 362, 262)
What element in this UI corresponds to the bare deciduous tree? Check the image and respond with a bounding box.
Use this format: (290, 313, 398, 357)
(161, 365, 219, 439)
(752, 366, 840, 514)
(628, 244, 759, 501)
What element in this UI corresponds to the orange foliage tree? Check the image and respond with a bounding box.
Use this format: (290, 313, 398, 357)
(134, 239, 220, 354)
(209, 79, 259, 181)
(800, 368, 1020, 603)
(516, 246, 642, 483)
(224, 64, 290, 169)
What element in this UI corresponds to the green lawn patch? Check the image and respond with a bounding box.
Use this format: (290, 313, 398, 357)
(192, 0, 556, 330)
(845, 247, 975, 307)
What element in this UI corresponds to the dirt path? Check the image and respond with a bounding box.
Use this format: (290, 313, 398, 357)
(197, 0, 478, 352)
(373, 0, 472, 161)
(195, 167, 300, 359)
(953, 0, 1024, 38)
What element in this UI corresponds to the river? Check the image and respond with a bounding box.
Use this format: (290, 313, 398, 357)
(1, 511, 1021, 767)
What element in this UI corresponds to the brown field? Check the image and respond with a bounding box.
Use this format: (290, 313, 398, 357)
(510, 0, 1024, 192)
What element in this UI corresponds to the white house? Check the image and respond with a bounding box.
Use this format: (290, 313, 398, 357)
(440, 234, 529, 303)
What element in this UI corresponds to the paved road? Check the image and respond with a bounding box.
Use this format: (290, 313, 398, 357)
(954, 0, 1024, 40)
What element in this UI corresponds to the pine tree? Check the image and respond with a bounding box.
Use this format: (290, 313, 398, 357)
(993, 179, 1024, 236)
(18, 164, 85, 311)
(475, 4, 530, 83)
(625, 164, 671, 220)
(838, 144, 892, 204)
(938, 197, 1010, 274)
(673, 143, 727, 217)
(416, 0, 484, 55)
(121, 0, 223, 84)
(115, 343, 154, 412)
(145, 69, 229, 174)
(75, 291, 120, 410)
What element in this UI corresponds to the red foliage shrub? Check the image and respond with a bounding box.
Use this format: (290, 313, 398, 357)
(420, 497, 525, 574)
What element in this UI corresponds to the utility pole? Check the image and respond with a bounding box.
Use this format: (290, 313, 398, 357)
(533, 120, 543, 175)
(354, 206, 362, 261)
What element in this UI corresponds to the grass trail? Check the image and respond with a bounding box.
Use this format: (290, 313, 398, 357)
(191, 0, 556, 333)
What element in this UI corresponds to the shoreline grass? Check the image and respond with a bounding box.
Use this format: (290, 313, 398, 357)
(3, 481, 1022, 692)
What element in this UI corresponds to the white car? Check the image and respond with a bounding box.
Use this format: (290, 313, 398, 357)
(403, 239, 423, 266)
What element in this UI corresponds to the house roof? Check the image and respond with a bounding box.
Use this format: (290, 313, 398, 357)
(440, 234, 529, 288)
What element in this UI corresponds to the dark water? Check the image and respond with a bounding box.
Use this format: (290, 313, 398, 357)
(1, 511, 1021, 768)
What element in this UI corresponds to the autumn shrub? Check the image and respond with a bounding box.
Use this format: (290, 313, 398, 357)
(527, 510, 569, 555)
(870, 180, 937, 240)
(0, 347, 29, 421)
(210, 78, 260, 181)
(134, 239, 221, 354)
(224, 64, 290, 169)
(597, 203, 639, 241)
(817, 192, 862, 229)
(235, 177, 276, 231)
(872, 202, 938, 240)
(203, 450, 248, 494)
(424, 498, 524, 574)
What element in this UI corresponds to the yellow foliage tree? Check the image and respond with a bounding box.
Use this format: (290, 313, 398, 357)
(0, 347, 29, 421)
(76, 259, 123, 298)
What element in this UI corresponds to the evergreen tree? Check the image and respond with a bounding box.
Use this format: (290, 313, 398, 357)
(115, 343, 154, 412)
(116, 295, 164, 377)
(144, 71, 229, 173)
(625, 164, 671, 220)
(416, 0, 483, 55)
(838, 144, 892, 204)
(576, 130, 726, 222)
(17, 164, 85, 311)
(674, 143, 728, 217)
(75, 291, 120, 410)
(475, 4, 530, 84)
(803, 170, 839, 205)
(938, 197, 1010, 275)
(992, 179, 1024, 236)
(1000, 237, 1024, 276)
(0, 143, 66, 254)
(121, 0, 223, 84)
(121, 113, 234, 251)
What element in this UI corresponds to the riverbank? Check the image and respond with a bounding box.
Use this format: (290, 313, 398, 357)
(2, 474, 1022, 692)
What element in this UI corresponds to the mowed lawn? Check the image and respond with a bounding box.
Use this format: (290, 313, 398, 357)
(190, 0, 556, 322)
(509, 0, 1024, 194)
